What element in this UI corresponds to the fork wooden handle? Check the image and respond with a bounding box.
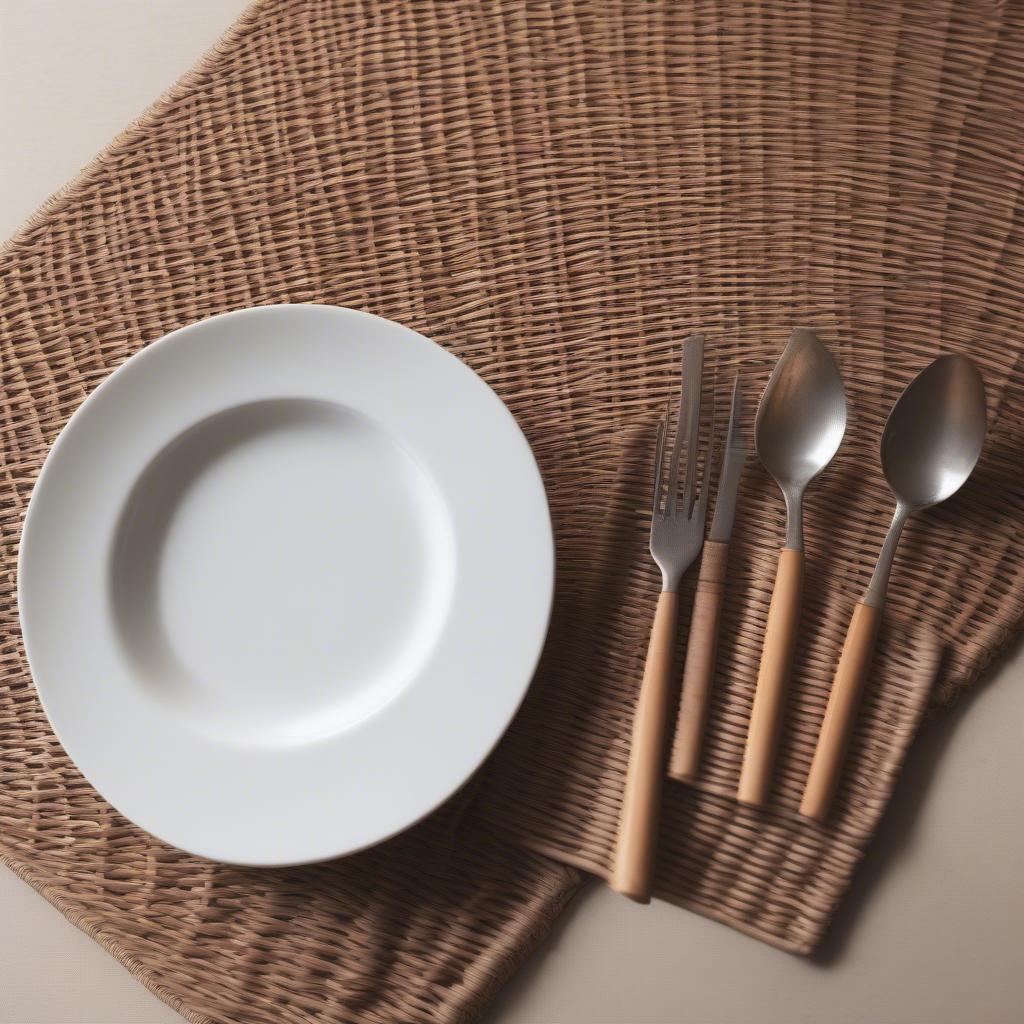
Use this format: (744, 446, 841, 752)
(738, 546, 803, 806)
(668, 540, 729, 783)
(611, 590, 678, 903)
(800, 601, 882, 821)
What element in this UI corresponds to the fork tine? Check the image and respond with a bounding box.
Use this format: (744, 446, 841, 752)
(679, 334, 705, 516)
(652, 405, 667, 515)
(665, 369, 687, 516)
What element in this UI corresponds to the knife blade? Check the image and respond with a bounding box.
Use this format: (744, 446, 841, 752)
(708, 375, 747, 542)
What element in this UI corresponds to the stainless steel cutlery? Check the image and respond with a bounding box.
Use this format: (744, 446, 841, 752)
(738, 329, 847, 807)
(800, 354, 986, 820)
(611, 334, 709, 902)
(669, 376, 748, 783)
(612, 331, 985, 904)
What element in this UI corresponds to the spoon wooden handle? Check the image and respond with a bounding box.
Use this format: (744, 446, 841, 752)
(611, 590, 678, 903)
(800, 601, 882, 821)
(738, 547, 803, 806)
(669, 540, 729, 783)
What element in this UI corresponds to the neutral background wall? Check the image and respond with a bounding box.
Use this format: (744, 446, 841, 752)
(1, 3, 1022, 1022)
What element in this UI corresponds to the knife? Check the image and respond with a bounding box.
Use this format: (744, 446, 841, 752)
(668, 374, 747, 783)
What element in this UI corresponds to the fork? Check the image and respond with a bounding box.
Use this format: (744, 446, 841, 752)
(610, 335, 709, 903)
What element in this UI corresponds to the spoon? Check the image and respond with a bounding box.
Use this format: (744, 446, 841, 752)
(738, 328, 847, 806)
(800, 354, 986, 820)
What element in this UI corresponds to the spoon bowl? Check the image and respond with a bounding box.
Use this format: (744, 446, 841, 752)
(755, 328, 847, 548)
(881, 353, 987, 511)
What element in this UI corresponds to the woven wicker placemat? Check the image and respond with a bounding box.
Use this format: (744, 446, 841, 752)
(2, 0, 1023, 1020)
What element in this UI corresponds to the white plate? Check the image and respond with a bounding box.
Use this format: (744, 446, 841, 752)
(18, 305, 553, 865)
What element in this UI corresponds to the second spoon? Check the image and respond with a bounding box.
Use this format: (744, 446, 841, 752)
(800, 354, 986, 821)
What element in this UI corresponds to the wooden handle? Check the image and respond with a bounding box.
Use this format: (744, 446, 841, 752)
(738, 547, 803, 806)
(668, 541, 729, 783)
(610, 590, 679, 903)
(800, 602, 882, 821)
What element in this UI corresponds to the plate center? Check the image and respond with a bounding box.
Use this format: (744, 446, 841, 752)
(110, 398, 454, 747)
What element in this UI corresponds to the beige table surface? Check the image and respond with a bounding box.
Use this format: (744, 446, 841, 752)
(2, 4, 1023, 1023)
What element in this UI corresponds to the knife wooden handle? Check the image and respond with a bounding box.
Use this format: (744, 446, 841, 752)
(668, 540, 729, 783)
(800, 601, 882, 821)
(738, 546, 803, 806)
(611, 590, 678, 903)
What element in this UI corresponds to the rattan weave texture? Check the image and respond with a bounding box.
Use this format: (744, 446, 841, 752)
(2, 0, 1023, 1020)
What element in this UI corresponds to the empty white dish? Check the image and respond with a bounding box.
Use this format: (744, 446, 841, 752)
(18, 305, 553, 865)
